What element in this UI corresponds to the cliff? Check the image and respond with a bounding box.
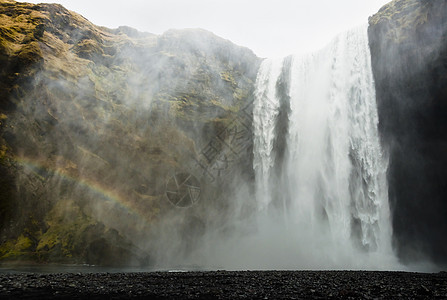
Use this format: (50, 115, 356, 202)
(3, 0, 447, 269)
(368, 0, 447, 265)
(0, 0, 260, 265)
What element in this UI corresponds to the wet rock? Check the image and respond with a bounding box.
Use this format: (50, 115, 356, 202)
(0, 270, 445, 299)
(368, 0, 447, 266)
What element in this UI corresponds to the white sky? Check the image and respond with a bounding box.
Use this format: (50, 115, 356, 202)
(25, 0, 390, 58)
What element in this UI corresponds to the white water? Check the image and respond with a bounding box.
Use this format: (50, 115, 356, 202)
(247, 25, 398, 269)
(253, 58, 284, 211)
(163, 26, 402, 271)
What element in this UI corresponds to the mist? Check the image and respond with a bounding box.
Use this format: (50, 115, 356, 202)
(368, 0, 447, 267)
(1, 0, 446, 272)
(146, 26, 403, 271)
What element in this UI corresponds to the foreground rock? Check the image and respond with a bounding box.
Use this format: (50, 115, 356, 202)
(0, 270, 446, 299)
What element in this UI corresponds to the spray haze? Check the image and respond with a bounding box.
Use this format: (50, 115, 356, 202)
(1, 0, 446, 271)
(368, 0, 447, 267)
(0, 0, 259, 266)
(176, 26, 400, 271)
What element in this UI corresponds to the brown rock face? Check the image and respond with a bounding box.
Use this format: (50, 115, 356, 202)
(368, 0, 447, 265)
(0, 0, 260, 266)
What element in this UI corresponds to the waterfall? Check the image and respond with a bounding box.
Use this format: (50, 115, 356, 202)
(250, 25, 396, 268)
(253, 58, 284, 211)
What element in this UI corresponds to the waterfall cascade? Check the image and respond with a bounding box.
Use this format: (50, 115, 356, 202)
(178, 25, 400, 271)
(250, 25, 396, 269)
(253, 58, 284, 211)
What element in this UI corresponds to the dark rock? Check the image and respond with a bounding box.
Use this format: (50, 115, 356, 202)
(33, 24, 45, 39)
(368, 0, 447, 266)
(0, 270, 445, 299)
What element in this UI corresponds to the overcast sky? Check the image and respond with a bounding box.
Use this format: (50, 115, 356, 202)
(25, 0, 390, 58)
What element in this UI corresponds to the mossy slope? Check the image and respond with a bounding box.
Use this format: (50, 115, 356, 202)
(0, 0, 261, 266)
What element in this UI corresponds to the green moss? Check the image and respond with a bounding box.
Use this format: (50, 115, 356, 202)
(72, 39, 104, 60)
(0, 235, 33, 260)
(0, 26, 17, 45)
(36, 199, 95, 258)
(15, 40, 43, 65)
(369, 0, 431, 43)
(0, 241, 14, 257)
(15, 234, 32, 251)
(0, 0, 259, 265)
(220, 70, 237, 86)
(209, 99, 238, 113)
(233, 88, 248, 102)
(0, 145, 6, 161)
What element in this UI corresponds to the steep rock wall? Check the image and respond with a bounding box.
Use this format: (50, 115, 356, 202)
(0, 0, 260, 265)
(368, 0, 447, 265)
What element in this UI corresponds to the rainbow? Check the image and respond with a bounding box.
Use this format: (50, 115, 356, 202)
(13, 155, 151, 224)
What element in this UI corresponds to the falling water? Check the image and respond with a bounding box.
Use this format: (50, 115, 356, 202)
(253, 58, 284, 211)
(250, 25, 397, 269)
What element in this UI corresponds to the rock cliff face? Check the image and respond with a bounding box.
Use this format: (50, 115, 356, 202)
(0, 0, 260, 265)
(3, 0, 447, 268)
(368, 0, 447, 265)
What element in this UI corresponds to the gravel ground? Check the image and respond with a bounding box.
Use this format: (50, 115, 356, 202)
(0, 270, 446, 299)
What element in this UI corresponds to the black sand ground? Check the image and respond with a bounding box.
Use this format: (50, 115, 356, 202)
(0, 270, 446, 299)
